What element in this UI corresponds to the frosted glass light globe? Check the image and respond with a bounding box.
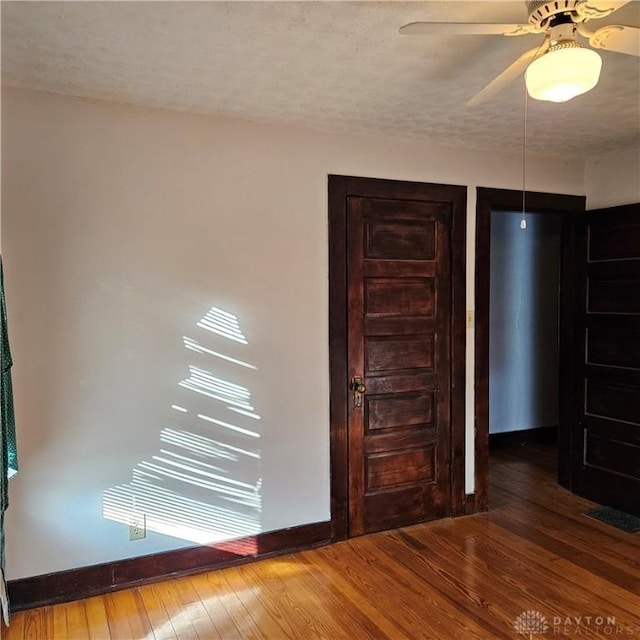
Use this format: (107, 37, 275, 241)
(525, 46, 602, 103)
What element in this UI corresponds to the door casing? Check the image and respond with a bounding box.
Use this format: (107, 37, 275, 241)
(474, 187, 585, 512)
(328, 174, 467, 541)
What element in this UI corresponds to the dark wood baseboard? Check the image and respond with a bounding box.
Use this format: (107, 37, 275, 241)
(489, 425, 558, 450)
(9, 520, 331, 612)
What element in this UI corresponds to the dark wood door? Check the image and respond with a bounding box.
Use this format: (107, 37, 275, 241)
(329, 176, 466, 538)
(573, 203, 640, 515)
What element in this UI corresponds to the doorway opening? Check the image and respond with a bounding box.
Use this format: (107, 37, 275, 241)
(488, 210, 561, 449)
(474, 187, 585, 511)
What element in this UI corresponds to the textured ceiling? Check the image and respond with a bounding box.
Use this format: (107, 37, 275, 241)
(2, 1, 639, 158)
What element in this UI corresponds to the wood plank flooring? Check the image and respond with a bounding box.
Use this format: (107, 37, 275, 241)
(4, 443, 640, 639)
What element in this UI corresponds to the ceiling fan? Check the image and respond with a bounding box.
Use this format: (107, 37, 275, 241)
(400, 0, 640, 104)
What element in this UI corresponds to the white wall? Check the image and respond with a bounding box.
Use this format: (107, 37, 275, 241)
(1, 87, 585, 579)
(489, 212, 561, 434)
(585, 145, 640, 210)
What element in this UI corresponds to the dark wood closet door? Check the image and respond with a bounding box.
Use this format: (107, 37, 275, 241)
(573, 204, 640, 514)
(345, 190, 458, 535)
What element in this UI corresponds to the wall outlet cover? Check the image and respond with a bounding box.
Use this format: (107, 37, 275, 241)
(129, 514, 146, 541)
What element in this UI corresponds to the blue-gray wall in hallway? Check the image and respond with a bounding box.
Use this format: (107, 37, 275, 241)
(489, 211, 561, 434)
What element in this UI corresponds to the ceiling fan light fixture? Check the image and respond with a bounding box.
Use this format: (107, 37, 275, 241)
(525, 45, 602, 102)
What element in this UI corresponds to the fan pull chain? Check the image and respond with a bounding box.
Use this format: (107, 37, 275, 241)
(521, 79, 528, 231)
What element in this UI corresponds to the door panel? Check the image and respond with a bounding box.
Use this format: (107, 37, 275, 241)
(365, 278, 436, 316)
(586, 318, 640, 369)
(366, 335, 435, 372)
(574, 204, 640, 515)
(367, 392, 434, 431)
(347, 196, 452, 536)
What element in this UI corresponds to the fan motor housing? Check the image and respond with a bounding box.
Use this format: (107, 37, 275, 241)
(526, 0, 581, 28)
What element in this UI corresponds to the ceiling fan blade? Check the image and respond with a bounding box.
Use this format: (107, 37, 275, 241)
(589, 24, 640, 55)
(467, 40, 549, 107)
(399, 22, 535, 36)
(576, 1, 633, 21)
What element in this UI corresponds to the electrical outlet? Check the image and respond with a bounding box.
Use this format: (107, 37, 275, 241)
(466, 309, 474, 329)
(129, 514, 146, 541)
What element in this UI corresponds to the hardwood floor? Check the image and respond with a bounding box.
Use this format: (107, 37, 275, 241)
(5, 443, 640, 639)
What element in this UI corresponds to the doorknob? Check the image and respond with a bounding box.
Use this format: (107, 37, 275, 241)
(351, 376, 366, 408)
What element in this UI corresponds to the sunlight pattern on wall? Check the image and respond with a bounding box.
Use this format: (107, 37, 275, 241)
(183, 336, 257, 370)
(197, 307, 248, 344)
(179, 365, 261, 418)
(103, 306, 262, 549)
